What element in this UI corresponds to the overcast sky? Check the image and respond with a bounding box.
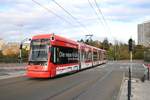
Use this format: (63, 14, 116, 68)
(0, 0, 150, 43)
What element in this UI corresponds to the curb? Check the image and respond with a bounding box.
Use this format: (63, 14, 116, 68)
(116, 72, 125, 100)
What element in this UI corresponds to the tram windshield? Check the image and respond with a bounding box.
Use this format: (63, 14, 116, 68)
(29, 39, 50, 63)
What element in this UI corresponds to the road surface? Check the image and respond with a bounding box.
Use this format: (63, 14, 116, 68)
(0, 61, 144, 100)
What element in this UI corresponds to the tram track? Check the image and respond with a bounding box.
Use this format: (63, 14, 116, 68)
(46, 69, 112, 100)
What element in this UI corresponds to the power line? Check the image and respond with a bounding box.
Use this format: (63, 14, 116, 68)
(87, 0, 105, 27)
(93, 0, 111, 34)
(94, 0, 107, 26)
(51, 0, 92, 34)
(87, 0, 116, 45)
(31, 0, 76, 27)
(87, 0, 114, 37)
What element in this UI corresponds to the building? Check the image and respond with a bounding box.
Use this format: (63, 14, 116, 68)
(138, 21, 150, 47)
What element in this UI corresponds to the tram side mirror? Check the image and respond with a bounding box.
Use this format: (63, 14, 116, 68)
(29, 38, 31, 41)
(51, 33, 55, 41)
(51, 36, 54, 40)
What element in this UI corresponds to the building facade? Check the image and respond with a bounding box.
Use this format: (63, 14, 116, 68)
(138, 21, 150, 47)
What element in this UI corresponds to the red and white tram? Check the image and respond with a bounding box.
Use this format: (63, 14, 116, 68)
(27, 34, 107, 78)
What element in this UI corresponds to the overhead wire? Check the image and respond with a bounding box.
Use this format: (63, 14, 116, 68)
(87, 0, 105, 27)
(32, 0, 113, 41)
(51, 0, 92, 34)
(31, 0, 76, 27)
(93, 0, 111, 34)
(94, 0, 118, 44)
(88, 0, 117, 44)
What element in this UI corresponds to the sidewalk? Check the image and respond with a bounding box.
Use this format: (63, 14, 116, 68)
(0, 66, 26, 70)
(119, 78, 150, 100)
(0, 63, 27, 67)
(0, 63, 27, 80)
(0, 71, 25, 80)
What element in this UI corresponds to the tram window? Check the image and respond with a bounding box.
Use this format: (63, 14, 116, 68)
(85, 51, 92, 62)
(81, 49, 85, 61)
(50, 47, 56, 63)
(99, 52, 101, 60)
(51, 46, 78, 64)
(93, 51, 98, 61)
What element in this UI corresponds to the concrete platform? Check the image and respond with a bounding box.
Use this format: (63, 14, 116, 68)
(119, 78, 150, 100)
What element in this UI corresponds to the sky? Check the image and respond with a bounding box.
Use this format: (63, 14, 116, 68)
(0, 0, 150, 43)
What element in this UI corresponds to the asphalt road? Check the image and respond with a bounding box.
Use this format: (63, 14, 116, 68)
(108, 61, 145, 78)
(0, 61, 144, 100)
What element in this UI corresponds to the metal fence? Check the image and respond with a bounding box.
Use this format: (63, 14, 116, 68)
(144, 50, 150, 62)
